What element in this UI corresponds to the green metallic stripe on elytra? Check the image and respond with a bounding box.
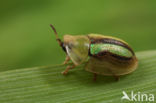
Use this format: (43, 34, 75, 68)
(88, 36, 134, 55)
(90, 44, 133, 58)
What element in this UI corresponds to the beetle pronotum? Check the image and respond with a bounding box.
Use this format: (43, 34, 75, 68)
(50, 24, 138, 81)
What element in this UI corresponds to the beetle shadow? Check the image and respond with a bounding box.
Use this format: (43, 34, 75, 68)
(39, 65, 132, 88)
(71, 69, 127, 86)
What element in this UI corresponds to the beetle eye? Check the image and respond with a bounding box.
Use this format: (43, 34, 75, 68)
(61, 43, 67, 52)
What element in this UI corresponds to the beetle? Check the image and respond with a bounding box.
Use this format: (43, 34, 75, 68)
(50, 24, 138, 81)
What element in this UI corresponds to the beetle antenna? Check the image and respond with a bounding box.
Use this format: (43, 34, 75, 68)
(50, 24, 63, 46)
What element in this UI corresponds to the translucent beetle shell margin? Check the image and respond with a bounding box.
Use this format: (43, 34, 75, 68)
(50, 24, 138, 81)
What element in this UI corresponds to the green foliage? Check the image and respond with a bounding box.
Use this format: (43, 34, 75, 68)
(0, 50, 156, 103)
(0, 0, 156, 71)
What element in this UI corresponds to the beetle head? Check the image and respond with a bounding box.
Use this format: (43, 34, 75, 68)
(50, 24, 90, 65)
(63, 35, 90, 65)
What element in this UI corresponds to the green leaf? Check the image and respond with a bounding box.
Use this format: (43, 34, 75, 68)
(0, 50, 156, 103)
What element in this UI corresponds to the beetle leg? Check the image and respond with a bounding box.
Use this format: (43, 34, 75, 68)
(93, 73, 97, 81)
(62, 65, 76, 75)
(63, 56, 70, 65)
(107, 68, 120, 81)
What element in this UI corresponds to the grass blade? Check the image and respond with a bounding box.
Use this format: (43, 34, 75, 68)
(0, 50, 156, 103)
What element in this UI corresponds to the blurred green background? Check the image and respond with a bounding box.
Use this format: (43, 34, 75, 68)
(0, 0, 156, 72)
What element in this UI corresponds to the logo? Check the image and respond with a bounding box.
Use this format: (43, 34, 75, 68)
(121, 91, 154, 102)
